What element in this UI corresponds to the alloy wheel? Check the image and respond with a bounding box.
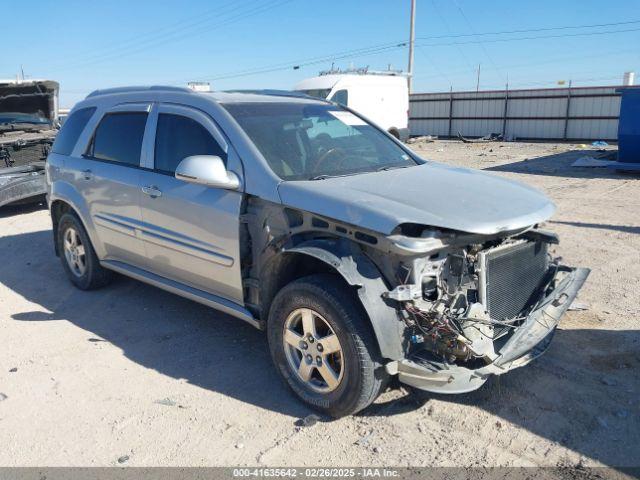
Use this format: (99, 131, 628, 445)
(283, 308, 345, 393)
(63, 226, 87, 277)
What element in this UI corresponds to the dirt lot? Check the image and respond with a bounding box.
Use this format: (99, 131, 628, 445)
(1, 140, 638, 468)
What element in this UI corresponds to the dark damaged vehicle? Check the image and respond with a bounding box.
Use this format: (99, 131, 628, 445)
(0, 80, 59, 207)
(46, 86, 589, 416)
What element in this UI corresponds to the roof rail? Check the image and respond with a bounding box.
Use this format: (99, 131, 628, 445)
(86, 85, 193, 98)
(224, 89, 320, 100)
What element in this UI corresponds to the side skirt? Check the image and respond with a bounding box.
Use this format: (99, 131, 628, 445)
(101, 260, 263, 330)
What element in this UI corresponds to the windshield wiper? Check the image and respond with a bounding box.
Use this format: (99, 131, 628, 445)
(309, 171, 367, 180)
(310, 166, 411, 180)
(309, 174, 339, 180)
(376, 164, 411, 172)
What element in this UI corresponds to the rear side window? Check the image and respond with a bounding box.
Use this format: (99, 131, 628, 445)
(154, 113, 225, 174)
(89, 112, 148, 166)
(51, 107, 96, 155)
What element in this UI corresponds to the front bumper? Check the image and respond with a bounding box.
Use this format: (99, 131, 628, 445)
(0, 163, 46, 207)
(389, 266, 590, 394)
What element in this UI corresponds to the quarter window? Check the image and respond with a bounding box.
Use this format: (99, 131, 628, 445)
(90, 112, 148, 166)
(154, 113, 225, 174)
(51, 107, 96, 155)
(331, 89, 348, 106)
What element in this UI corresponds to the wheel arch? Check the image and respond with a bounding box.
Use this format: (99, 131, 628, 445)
(49, 194, 102, 258)
(261, 238, 405, 361)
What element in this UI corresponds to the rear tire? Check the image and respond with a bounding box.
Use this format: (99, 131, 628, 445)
(57, 212, 113, 290)
(268, 274, 388, 417)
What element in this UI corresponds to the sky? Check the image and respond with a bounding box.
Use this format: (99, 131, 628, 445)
(3, 0, 640, 108)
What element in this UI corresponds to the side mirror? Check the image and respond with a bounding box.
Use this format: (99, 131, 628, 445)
(174, 155, 240, 190)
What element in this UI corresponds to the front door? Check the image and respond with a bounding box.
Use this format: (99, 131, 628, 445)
(137, 104, 244, 303)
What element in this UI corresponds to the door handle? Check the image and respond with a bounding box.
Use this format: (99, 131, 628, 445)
(82, 169, 93, 180)
(141, 185, 162, 198)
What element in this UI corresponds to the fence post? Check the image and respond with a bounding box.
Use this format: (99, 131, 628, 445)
(502, 83, 509, 137)
(563, 80, 572, 140)
(448, 86, 453, 138)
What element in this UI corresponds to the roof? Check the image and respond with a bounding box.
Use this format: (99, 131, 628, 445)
(208, 90, 323, 104)
(86, 85, 192, 98)
(84, 85, 326, 105)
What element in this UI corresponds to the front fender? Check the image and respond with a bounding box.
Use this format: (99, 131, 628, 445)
(286, 239, 405, 360)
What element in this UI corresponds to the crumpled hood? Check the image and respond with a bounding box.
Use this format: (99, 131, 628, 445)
(0, 81, 59, 124)
(277, 162, 556, 235)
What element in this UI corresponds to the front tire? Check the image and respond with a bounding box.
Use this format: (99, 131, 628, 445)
(268, 274, 387, 417)
(57, 212, 113, 290)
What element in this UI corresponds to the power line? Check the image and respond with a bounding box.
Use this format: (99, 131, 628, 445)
(205, 45, 406, 81)
(38, 0, 247, 68)
(414, 26, 640, 49)
(416, 18, 640, 40)
(411, 29, 640, 88)
(412, 47, 638, 82)
(415, 45, 455, 87)
(415, 16, 640, 88)
(177, 25, 640, 84)
(44, 0, 294, 74)
(429, 0, 475, 71)
(66, 0, 293, 71)
(172, 41, 409, 83)
(451, 0, 505, 82)
(44, 16, 640, 76)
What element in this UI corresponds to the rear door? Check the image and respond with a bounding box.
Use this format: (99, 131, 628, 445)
(137, 103, 244, 303)
(71, 103, 151, 267)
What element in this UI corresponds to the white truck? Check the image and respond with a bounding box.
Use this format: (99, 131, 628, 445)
(294, 70, 409, 141)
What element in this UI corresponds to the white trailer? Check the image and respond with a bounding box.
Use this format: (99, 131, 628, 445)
(294, 70, 409, 141)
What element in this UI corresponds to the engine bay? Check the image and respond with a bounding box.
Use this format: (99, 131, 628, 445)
(386, 235, 558, 366)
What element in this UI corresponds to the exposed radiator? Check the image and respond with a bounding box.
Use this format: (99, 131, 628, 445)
(479, 241, 549, 320)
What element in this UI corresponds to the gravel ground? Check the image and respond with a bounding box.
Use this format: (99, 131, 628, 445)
(0, 140, 638, 468)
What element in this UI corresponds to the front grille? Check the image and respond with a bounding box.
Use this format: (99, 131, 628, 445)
(481, 241, 549, 320)
(1, 141, 51, 168)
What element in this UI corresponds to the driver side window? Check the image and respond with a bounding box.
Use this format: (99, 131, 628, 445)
(154, 113, 225, 174)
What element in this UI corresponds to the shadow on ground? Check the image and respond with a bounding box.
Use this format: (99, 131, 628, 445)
(486, 149, 639, 180)
(0, 199, 47, 218)
(549, 220, 640, 235)
(363, 326, 639, 467)
(1, 225, 309, 420)
(1, 219, 638, 467)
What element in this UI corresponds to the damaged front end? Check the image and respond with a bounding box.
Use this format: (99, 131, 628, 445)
(382, 227, 590, 393)
(0, 80, 58, 207)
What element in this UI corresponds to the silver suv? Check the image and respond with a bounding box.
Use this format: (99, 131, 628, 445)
(46, 86, 589, 417)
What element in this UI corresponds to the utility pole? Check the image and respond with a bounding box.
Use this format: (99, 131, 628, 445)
(476, 63, 481, 92)
(407, 0, 416, 93)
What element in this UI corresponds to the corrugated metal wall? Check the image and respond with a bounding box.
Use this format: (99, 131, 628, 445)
(409, 85, 622, 141)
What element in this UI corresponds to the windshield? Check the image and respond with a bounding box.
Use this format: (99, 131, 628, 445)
(223, 102, 417, 180)
(0, 112, 50, 126)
